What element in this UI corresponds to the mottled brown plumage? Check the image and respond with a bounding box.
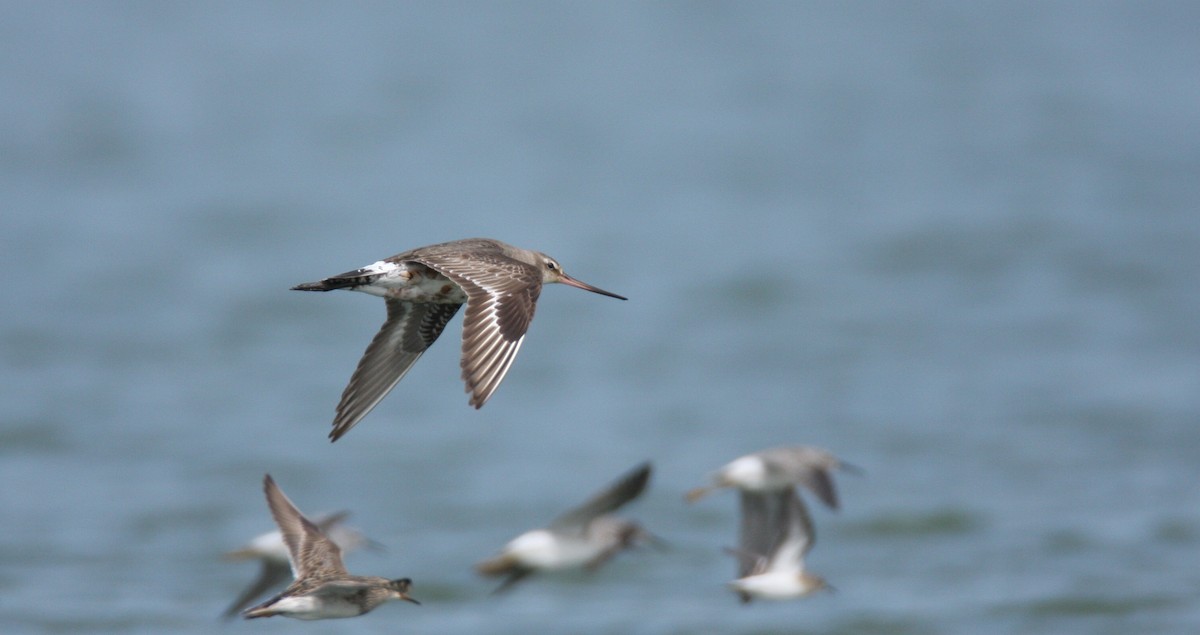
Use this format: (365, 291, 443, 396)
(293, 238, 626, 441)
(221, 510, 377, 620)
(241, 475, 419, 620)
(475, 462, 657, 594)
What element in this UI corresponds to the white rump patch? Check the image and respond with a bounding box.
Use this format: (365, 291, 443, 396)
(362, 260, 400, 275)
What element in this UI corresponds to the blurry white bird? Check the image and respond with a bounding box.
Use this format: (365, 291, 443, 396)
(727, 488, 831, 602)
(685, 445, 857, 508)
(476, 462, 658, 593)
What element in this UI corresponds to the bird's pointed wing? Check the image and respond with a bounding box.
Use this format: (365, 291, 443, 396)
(550, 462, 652, 531)
(263, 475, 348, 580)
(766, 488, 816, 572)
(413, 252, 542, 409)
(736, 490, 780, 577)
(330, 300, 461, 440)
(309, 579, 374, 598)
(799, 466, 839, 510)
(766, 446, 841, 509)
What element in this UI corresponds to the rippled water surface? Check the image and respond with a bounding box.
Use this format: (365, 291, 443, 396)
(3, 3, 1198, 634)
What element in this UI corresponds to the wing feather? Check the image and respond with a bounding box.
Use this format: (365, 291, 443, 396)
(330, 301, 460, 440)
(413, 252, 541, 408)
(262, 475, 348, 580)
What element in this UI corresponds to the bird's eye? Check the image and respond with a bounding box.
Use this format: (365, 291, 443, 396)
(546, 260, 558, 270)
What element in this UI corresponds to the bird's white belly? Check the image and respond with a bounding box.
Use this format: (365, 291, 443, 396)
(269, 595, 362, 619)
(507, 530, 603, 570)
(732, 572, 806, 600)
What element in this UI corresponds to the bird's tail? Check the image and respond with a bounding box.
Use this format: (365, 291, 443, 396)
(241, 605, 277, 619)
(291, 279, 341, 291)
(292, 268, 383, 291)
(474, 553, 519, 577)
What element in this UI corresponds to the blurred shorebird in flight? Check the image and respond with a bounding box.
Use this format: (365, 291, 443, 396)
(221, 511, 380, 619)
(475, 462, 658, 594)
(292, 238, 626, 441)
(726, 487, 832, 602)
(241, 475, 419, 620)
(685, 445, 858, 508)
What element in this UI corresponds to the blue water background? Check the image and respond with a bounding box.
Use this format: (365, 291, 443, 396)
(2, 2, 1198, 633)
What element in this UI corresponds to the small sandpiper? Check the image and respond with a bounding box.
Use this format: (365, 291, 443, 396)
(475, 462, 657, 593)
(727, 487, 831, 602)
(685, 445, 857, 508)
(221, 511, 379, 619)
(241, 475, 419, 620)
(292, 238, 627, 441)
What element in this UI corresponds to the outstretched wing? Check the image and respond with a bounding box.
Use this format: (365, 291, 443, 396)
(735, 491, 778, 577)
(263, 475, 348, 580)
(330, 300, 461, 440)
(766, 488, 816, 572)
(414, 251, 542, 409)
(550, 462, 652, 531)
